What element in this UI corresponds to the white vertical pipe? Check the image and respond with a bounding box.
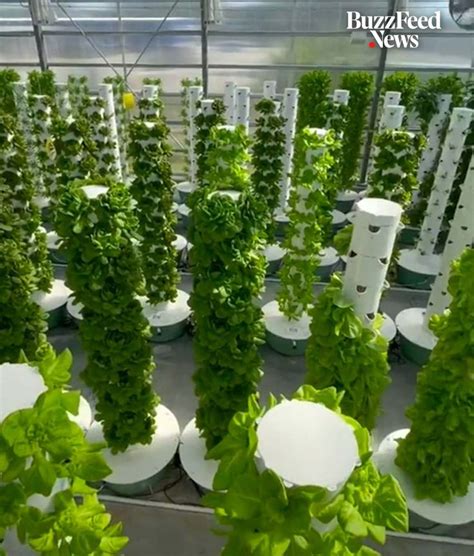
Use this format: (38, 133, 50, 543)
(278, 87, 299, 211)
(263, 81, 277, 99)
(416, 107, 473, 257)
(343, 198, 402, 324)
(383, 91, 401, 110)
(235, 87, 250, 133)
(223, 81, 236, 125)
(379, 104, 405, 131)
(424, 156, 474, 322)
(140, 84, 160, 119)
(332, 89, 350, 106)
(98, 83, 123, 181)
(188, 86, 203, 185)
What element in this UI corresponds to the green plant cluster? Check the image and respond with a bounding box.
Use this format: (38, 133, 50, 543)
(103, 76, 129, 175)
(55, 180, 158, 453)
(138, 85, 164, 121)
(251, 98, 286, 240)
(194, 98, 226, 188)
(339, 72, 374, 188)
(381, 72, 420, 113)
(189, 133, 265, 447)
(180, 77, 202, 180)
(396, 248, 474, 503)
(129, 118, 178, 305)
(305, 274, 390, 430)
(0, 113, 53, 293)
(204, 386, 408, 556)
(332, 224, 353, 257)
(67, 75, 91, 116)
(297, 70, 332, 129)
(27, 70, 57, 100)
(0, 69, 20, 116)
(368, 129, 426, 211)
(0, 349, 128, 555)
(277, 129, 337, 320)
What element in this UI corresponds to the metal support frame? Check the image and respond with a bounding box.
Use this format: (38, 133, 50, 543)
(200, 0, 209, 96)
(28, 0, 48, 70)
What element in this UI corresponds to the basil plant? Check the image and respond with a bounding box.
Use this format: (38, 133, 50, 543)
(205, 386, 408, 556)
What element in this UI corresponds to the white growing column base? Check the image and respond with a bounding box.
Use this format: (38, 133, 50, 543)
(375, 429, 474, 526)
(395, 307, 437, 365)
(179, 418, 219, 491)
(32, 278, 71, 315)
(397, 248, 441, 288)
(331, 209, 347, 231)
(139, 290, 191, 342)
(86, 405, 180, 496)
(176, 181, 197, 203)
(263, 243, 285, 275)
(262, 300, 311, 356)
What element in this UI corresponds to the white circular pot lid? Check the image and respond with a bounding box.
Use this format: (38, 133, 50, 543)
(179, 418, 219, 491)
(67, 296, 84, 320)
(46, 230, 60, 250)
(398, 249, 441, 277)
(81, 185, 108, 199)
(395, 307, 437, 351)
(274, 213, 290, 224)
(332, 210, 347, 226)
(176, 181, 196, 194)
(209, 189, 241, 201)
(178, 204, 191, 217)
(319, 247, 339, 267)
(32, 279, 72, 312)
(173, 234, 188, 252)
(86, 404, 180, 485)
(337, 190, 359, 202)
(264, 243, 285, 262)
(375, 429, 474, 525)
(380, 313, 397, 342)
(140, 289, 191, 327)
(257, 400, 359, 490)
(262, 300, 311, 341)
(0, 363, 45, 420)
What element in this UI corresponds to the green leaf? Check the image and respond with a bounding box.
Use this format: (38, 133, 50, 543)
(29, 529, 55, 552)
(367, 522, 386, 545)
(373, 475, 408, 532)
(225, 474, 261, 519)
(73, 451, 112, 482)
(99, 535, 129, 553)
(20, 455, 57, 496)
(338, 501, 368, 537)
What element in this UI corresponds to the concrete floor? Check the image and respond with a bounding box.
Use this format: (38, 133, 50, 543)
(45, 272, 473, 555)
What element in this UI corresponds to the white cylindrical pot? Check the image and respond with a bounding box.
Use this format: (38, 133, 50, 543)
(379, 104, 405, 131)
(140, 289, 191, 343)
(262, 300, 311, 356)
(98, 83, 122, 180)
(31, 279, 72, 330)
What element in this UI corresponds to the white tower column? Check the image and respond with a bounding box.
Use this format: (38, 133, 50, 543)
(223, 81, 236, 124)
(278, 87, 299, 212)
(263, 81, 277, 99)
(98, 83, 122, 180)
(235, 86, 250, 133)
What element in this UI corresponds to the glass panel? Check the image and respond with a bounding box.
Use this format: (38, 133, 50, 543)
(0, 36, 38, 65)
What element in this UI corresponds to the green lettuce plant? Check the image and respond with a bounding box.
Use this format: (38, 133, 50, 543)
(55, 179, 158, 453)
(0, 349, 128, 555)
(305, 274, 390, 430)
(189, 126, 265, 448)
(277, 129, 337, 320)
(103, 76, 129, 174)
(67, 75, 91, 116)
(0, 69, 20, 115)
(129, 117, 178, 305)
(368, 130, 426, 212)
(27, 70, 57, 100)
(180, 77, 202, 180)
(339, 72, 374, 188)
(204, 386, 408, 555)
(395, 248, 474, 503)
(381, 72, 419, 113)
(251, 98, 286, 240)
(194, 98, 226, 188)
(297, 70, 332, 129)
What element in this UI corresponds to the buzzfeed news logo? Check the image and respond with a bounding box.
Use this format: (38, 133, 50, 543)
(347, 10, 441, 48)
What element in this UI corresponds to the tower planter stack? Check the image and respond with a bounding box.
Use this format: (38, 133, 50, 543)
(180, 125, 265, 490)
(263, 128, 337, 356)
(129, 97, 190, 343)
(251, 97, 286, 275)
(306, 198, 402, 429)
(397, 107, 473, 289)
(56, 181, 179, 495)
(223, 80, 237, 123)
(396, 154, 474, 365)
(204, 386, 408, 554)
(376, 247, 474, 526)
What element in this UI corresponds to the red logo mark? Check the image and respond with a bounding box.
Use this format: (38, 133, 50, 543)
(368, 41, 376, 48)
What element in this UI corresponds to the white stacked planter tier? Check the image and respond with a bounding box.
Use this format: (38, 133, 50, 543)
(262, 300, 311, 356)
(336, 189, 359, 213)
(86, 405, 180, 496)
(235, 86, 250, 133)
(316, 247, 340, 281)
(176, 181, 196, 204)
(278, 88, 299, 211)
(32, 278, 71, 329)
(331, 209, 347, 234)
(223, 81, 237, 124)
(140, 289, 191, 342)
(264, 243, 285, 275)
(179, 418, 219, 491)
(375, 429, 474, 525)
(46, 230, 67, 265)
(98, 83, 122, 180)
(173, 234, 188, 265)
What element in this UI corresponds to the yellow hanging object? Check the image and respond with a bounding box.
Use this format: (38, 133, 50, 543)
(122, 92, 135, 110)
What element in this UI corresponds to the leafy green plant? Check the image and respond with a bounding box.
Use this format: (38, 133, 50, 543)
(339, 72, 374, 188)
(204, 385, 408, 555)
(251, 98, 286, 240)
(103, 76, 129, 173)
(180, 77, 202, 180)
(194, 98, 226, 188)
(67, 75, 91, 116)
(129, 117, 178, 305)
(368, 130, 426, 212)
(395, 248, 474, 503)
(189, 126, 265, 449)
(277, 129, 337, 320)
(297, 70, 332, 129)
(381, 72, 419, 113)
(27, 70, 57, 99)
(0, 349, 128, 555)
(305, 274, 390, 430)
(0, 69, 20, 115)
(55, 179, 158, 453)
(332, 224, 353, 257)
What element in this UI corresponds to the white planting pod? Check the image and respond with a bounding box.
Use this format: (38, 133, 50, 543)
(343, 198, 402, 323)
(379, 104, 405, 132)
(416, 107, 473, 257)
(235, 86, 250, 133)
(278, 87, 299, 211)
(223, 81, 236, 124)
(382, 91, 401, 110)
(98, 83, 123, 180)
(416, 94, 452, 184)
(332, 89, 350, 106)
(424, 156, 474, 322)
(263, 80, 277, 99)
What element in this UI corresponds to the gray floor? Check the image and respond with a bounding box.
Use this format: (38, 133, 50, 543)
(45, 272, 473, 556)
